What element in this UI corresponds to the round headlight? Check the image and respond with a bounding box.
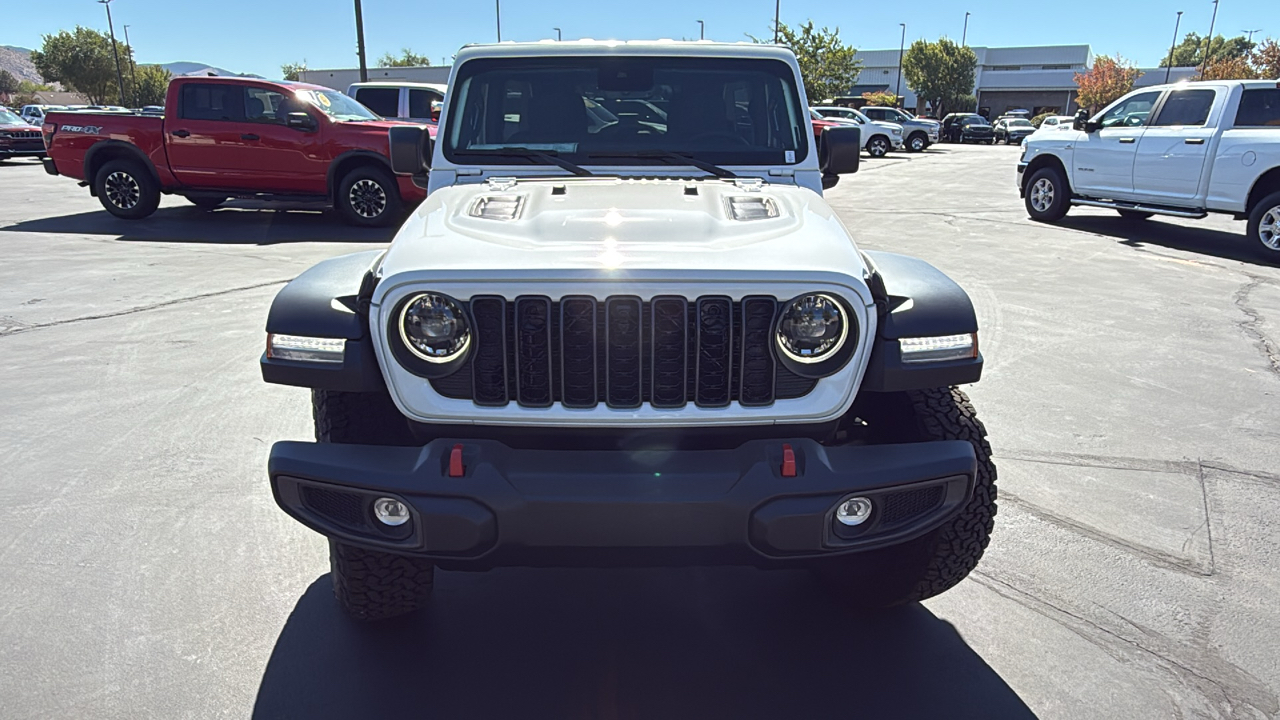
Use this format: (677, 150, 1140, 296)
(398, 293, 471, 363)
(776, 294, 849, 363)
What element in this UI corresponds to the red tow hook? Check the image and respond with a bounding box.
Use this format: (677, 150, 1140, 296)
(448, 443, 466, 478)
(781, 444, 797, 478)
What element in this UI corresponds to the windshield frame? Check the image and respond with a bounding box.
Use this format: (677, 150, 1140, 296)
(441, 54, 811, 169)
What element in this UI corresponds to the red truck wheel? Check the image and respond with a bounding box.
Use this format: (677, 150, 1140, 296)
(95, 160, 160, 220)
(336, 166, 404, 228)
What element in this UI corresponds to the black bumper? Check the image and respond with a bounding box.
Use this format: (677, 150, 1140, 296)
(42, 157, 58, 175)
(269, 437, 975, 568)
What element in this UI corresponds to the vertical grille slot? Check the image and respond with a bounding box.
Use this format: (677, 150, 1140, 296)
(650, 297, 688, 408)
(606, 296, 643, 408)
(560, 297, 598, 408)
(515, 296, 553, 407)
(470, 296, 509, 406)
(739, 296, 777, 406)
(695, 297, 733, 407)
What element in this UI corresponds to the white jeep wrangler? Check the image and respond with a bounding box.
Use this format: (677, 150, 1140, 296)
(261, 41, 997, 621)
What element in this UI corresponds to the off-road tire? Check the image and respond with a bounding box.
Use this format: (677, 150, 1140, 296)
(187, 195, 227, 211)
(1117, 209, 1153, 221)
(866, 136, 890, 157)
(1246, 190, 1280, 261)
(814, 387, 997, 608)
(95, 159, 161, 220)
(336, 165, 403, 228)
(313, 389, 432, 621)
(1024, 166, 1070, 222)
(906, 132, 928, 152)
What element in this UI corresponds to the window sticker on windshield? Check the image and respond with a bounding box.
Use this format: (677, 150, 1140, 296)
(316, 93, 332, 108)
(785, 150, 795, 163)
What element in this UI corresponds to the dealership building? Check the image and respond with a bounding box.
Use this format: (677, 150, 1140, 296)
(848, 44, 1198, 117)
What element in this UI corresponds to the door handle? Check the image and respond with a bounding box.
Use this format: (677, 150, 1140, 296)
(241, 133, 260, 141)
(1184, 138, 1205, 145)
(1119, 137, 1136, 144)
(171, 129, 190, 138)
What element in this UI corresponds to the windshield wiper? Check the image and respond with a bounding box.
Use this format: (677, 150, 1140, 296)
(455, 147, 594, 176)
(586, 150, 736, 179)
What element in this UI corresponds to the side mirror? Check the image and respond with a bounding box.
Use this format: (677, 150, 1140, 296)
(389, 125, 432, 174)
(819, 125, 860, 189)
(1072, 108, 1092, 132)
(286, 112, 317, 132)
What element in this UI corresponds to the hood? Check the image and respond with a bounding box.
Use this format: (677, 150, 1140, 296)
(0, 122, 32, 131)
(376, 177, 868, 287)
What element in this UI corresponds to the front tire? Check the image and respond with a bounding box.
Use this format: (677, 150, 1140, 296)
(906, 132, 928, 152)
(866, 136, 890, 157)
(95, 159, 160, 220)
(814, 387, 997, 608)
(313, 389, 432, 621)
(336, 165, 404, 227)
(1247, 190, 1280, 261)
(1024, 166, 1070, 222)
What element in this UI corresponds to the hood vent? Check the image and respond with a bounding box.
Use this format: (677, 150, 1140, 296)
(469, 195, 525, 221)
(726, 195, 779, 221)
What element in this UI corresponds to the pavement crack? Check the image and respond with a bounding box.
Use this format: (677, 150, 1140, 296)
(1232, 274, 1280, 378)
(0, 279, 290, 338)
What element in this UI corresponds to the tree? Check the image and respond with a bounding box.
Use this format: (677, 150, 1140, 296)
(281, 60, 308, 81)
(1075, 55, 1142, 112)
(377, 49, 432, 68)
(1160, 32, 1254, 67)
(752, 21, 861, 103)
(0, 70, 18, 95)
(131, 65, 171, 106)
(30, 27, 130, 105)
(902, 38, 977, 117)
(1199, 55, 1259, 81)
(1253, 38, 1280, 79)
(861, 90, 899, 107)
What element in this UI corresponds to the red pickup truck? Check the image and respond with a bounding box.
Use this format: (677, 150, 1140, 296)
(42, 76, 428, 226)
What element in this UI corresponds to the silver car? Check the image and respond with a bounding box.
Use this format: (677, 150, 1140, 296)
(857, 106, 941, 152)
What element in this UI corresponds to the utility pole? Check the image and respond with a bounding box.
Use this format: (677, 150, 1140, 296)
(1198, 0, 1219, 77)
(697, 20, 704, 40)
(962, 12, 970, 46)
(353, 0, 368, 82)
(1165, 11, 1183, 82)
(98, 0, 127, 107)
(122, 24, 138, 104)
(896, 23, 906, 107)
(496, 0, 502, 42)
(774, 0, 780, 43)
(554, 27, 561, 41)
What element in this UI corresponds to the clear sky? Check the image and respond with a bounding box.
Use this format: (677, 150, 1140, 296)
(6, 0, 1274, 79)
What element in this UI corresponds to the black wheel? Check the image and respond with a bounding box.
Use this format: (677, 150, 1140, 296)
(1117, 210, 1153, 221)
(1246, 190, 1280, 261)
(94, 159, 160, 219)
(313, 389, 432, 621)
(813, 387, 997, 608)
(1024, 166, 1070, 222)
(336, 165, 403, 227)
(866, 136, 890, 157)
(906, 132, 928, 153)
(186, 195, 227, 211)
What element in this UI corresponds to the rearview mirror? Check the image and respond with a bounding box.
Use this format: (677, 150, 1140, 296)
(389, 125, 432, 175)
(286, 112, 317, 132)
(819, 125, 860, 189)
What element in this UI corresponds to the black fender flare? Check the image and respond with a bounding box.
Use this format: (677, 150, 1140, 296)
(261, 250, 388, 392)
(83, 140, 160, 196)
(327, 150, 396, 202)
(860, 251, 983, 392)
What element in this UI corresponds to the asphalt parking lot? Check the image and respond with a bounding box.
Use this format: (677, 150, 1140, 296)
(2, 144, 1278, 719)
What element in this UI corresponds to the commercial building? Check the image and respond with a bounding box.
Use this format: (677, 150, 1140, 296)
(297, 65, 451, 92)
(847, 44, 1198, 118)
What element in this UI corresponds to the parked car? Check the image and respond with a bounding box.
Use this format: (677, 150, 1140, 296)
(1019, 80, 1280, 258)
(19, 104, 68, 126)
(858, 106, 940, 152)
(809, 108, 903, 157)
(261, 40, 995, 623)
(1037, 115, 1077, 131)
(42, 76, 428, 226)
(993, 118, 1035, 144)
(0, 107, 47, 160)
(941, 113, 995, 144)
(347, 81, 446, 126)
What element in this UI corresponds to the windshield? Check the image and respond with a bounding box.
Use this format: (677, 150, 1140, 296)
(0, 109, 24, 124)
(1008, 119, 1033, 128)
(444, 56, 809, 167)
(297, 89, 380, 121)
(961, 116, 989, 126)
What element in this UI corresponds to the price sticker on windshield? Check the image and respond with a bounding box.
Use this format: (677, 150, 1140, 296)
(316, 93, 332, 108)
(785, 150, 795, 163)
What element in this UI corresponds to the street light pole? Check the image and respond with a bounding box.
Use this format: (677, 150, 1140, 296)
(1165, 11, 1183, 83)
(353, 0, 368, 82)
(1198, 0, 1219, 77)
(697, 20, 704, 40)
(554, 27, 561, 41)
(122, 24, 139, 105)
(962, 12, 970, 46)
(98, 0, 127, 107)
(496, 0, 502, 42)
(774, 0, 780, 43)
(896, 23, 906, 107)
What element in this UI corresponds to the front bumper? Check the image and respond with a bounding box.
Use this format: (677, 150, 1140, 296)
(1017, 162, 1027, 195)
(890, 136, 905, 149)
(42, 157, 58, 175)
(270, 437, 975, 568)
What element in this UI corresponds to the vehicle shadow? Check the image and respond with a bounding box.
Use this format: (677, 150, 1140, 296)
(1056, 215, 1274, 267)
(0, 202, 397, 245)
(252, 567, 1037, 720)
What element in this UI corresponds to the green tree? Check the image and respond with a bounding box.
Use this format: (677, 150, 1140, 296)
(0, 70, 18, 95)
(1075, 55, 1142, 112)
(377, 49, 432, 68)
(281, 60, 308, 81)
(861, 90, 899, 107)
(1160, 32, 1255, 67)
(30, 26, 131, 105)
(131, 64, 171, 106)
(750, 21, 861, 103)
(902, 38, 978, 117)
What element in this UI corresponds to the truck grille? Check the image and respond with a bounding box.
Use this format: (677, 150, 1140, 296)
(430, 295, 817, 409)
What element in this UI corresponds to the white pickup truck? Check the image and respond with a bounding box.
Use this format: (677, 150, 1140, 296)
(1018, 80, 1280, 258)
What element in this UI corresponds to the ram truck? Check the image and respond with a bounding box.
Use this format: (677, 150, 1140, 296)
(41, 76, 428, 227)
(261, 41, 997, 622)
(1020, 80, 1280, 258)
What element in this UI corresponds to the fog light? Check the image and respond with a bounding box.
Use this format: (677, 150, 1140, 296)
(372, 497, 410, 526)
(835, 497, 873, 526)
